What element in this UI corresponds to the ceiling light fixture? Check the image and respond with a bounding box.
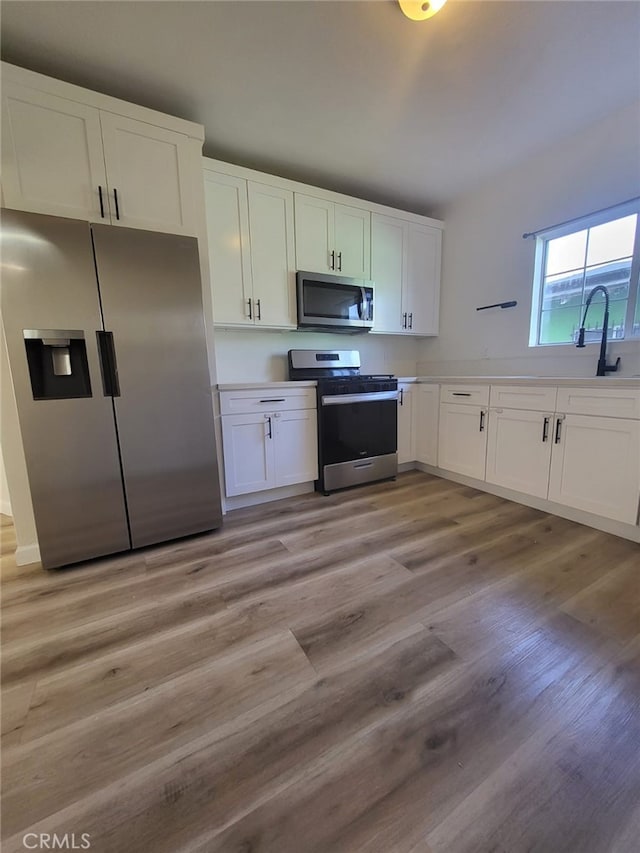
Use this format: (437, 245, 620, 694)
(398, 0, 448, 21)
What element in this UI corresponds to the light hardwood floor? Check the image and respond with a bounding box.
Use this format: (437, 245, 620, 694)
(1, 472, 639, 852)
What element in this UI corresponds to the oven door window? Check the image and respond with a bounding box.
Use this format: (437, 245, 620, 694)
(320, 399, 397, 464)
(303, 281, 363, 321)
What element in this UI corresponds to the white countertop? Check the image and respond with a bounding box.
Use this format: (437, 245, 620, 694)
(217, 376, 640, 391)
(398, 376, 640, 389)
(217, 380, 317, 391)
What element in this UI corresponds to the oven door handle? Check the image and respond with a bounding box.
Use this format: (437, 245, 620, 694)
(321, 390, 398, 406)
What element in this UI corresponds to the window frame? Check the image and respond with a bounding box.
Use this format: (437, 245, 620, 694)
(529, 198, 640, 348)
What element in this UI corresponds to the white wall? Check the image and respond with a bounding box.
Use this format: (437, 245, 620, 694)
(214, 328, 419, 383)
(1, 324, 39, 561)
(0, 442, 12, 516)
(418, 100, 640, 378)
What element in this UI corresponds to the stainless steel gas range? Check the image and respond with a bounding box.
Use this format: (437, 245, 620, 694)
(288, 349, 398, 494)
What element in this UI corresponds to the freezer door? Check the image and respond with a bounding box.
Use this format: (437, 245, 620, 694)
(91, 225, 222, 547)
(0, 210, 130, 568)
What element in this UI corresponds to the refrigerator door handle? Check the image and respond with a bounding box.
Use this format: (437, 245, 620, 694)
(96, 331, 121, 397)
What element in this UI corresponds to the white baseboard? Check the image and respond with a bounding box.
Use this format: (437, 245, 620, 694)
(15, 542, 41, 566)
(224, 481, 314, 511)
(414, 462, 640, 544)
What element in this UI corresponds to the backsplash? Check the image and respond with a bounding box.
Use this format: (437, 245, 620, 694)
(417, 345, 640, 379)
(214, 328, 419, 383)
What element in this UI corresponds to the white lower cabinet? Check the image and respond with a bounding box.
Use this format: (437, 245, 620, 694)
(548, 414, 640, 524)
(272, 409, 318, 487)
(220, 390, 318, 497)
(438, 402, 488, 481)
(415, 384, 440, 466)
(221, 413, 273, 496)
(486, 408, 553, 499)
(397, 383, 415, 464)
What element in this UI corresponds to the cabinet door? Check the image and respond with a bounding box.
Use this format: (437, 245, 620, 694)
(221, 413, 274, 496)
(486, 408, 553, 499)
(405, 224, 441, 335)
(415, 384, 440, 466)
(438, 403, 487, 480)
(371, 214, 406, 334)
(100, 112, 195, 234)
(397, 384, 415, 464)
(548, 414, 640, 524)
(334, 203, 371, 278)
(1, 83, 107, 221)
(204, 171, 253, 325)
(273, 409, 318, 487)
(248, 182, 296, 328)
(294, 193, 335, 273)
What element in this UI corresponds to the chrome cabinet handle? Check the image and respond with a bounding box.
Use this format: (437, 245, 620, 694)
(330, 250, 335, 270)
(402, 313, 407, 329)
(247, 298, 253, 320)
(256, 298, 261, 320)
(399, 388, 404, 406)
(98, 186, 105, 218)
(408, 313, 413, 329)
(452, 392, 471, 397)
(479, 410, 486, 432)
(259, 398, 285, 403)
(554, 415, 564, 444)
(265, 415, 272, 439)
(337, 251, 342, 271)
(113, 188, 120, 220)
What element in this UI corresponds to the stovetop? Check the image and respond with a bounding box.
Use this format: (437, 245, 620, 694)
(316, 374, 397, 395)
(287, 350, 396, 393)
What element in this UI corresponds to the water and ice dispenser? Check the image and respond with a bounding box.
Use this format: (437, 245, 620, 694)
(23, 329, 92, 400)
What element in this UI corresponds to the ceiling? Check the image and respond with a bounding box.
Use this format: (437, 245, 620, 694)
(1, 0, 639, 216)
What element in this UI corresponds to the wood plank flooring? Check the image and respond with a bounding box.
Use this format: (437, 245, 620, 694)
(1, 472, 639, 852)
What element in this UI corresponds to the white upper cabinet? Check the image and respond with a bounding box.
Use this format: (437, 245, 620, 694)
(333, 203, 371, 278)
(295, 193, 371, 278)
(370, 213, 442, 335)
(204, 170, 252, 326)
(294, 194, 335, 274)
(1, 83, 107, 222)
(407, 223, 441, 335)
(247, 182, 296, 328)
(1, 64, 203, 236)
(99, 113, 195, 235)
(201, 158, 442, 334)
(204, 168, 296, 328)
(371, 214, 406, 334)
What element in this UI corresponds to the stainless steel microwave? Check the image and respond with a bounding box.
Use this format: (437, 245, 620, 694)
(296, 271, 374, 332)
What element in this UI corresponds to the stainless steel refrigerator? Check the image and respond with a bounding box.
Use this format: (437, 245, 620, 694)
(1, 209, 222, 569)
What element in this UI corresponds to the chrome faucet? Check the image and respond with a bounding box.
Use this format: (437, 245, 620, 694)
(576, 285, 621, 377)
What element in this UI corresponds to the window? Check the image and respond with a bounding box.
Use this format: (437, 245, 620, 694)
(530, 199, 640, 346)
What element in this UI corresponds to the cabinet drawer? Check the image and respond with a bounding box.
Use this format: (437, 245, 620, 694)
(556, 387, 640, 420)
(220, 387, 317, 415)
(489, 385, 557, 413)
(440, 384, 489, 407)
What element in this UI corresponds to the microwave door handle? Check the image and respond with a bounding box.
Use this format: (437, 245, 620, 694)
(359, 287, 368, 322)
(363, 288, 372, 322)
